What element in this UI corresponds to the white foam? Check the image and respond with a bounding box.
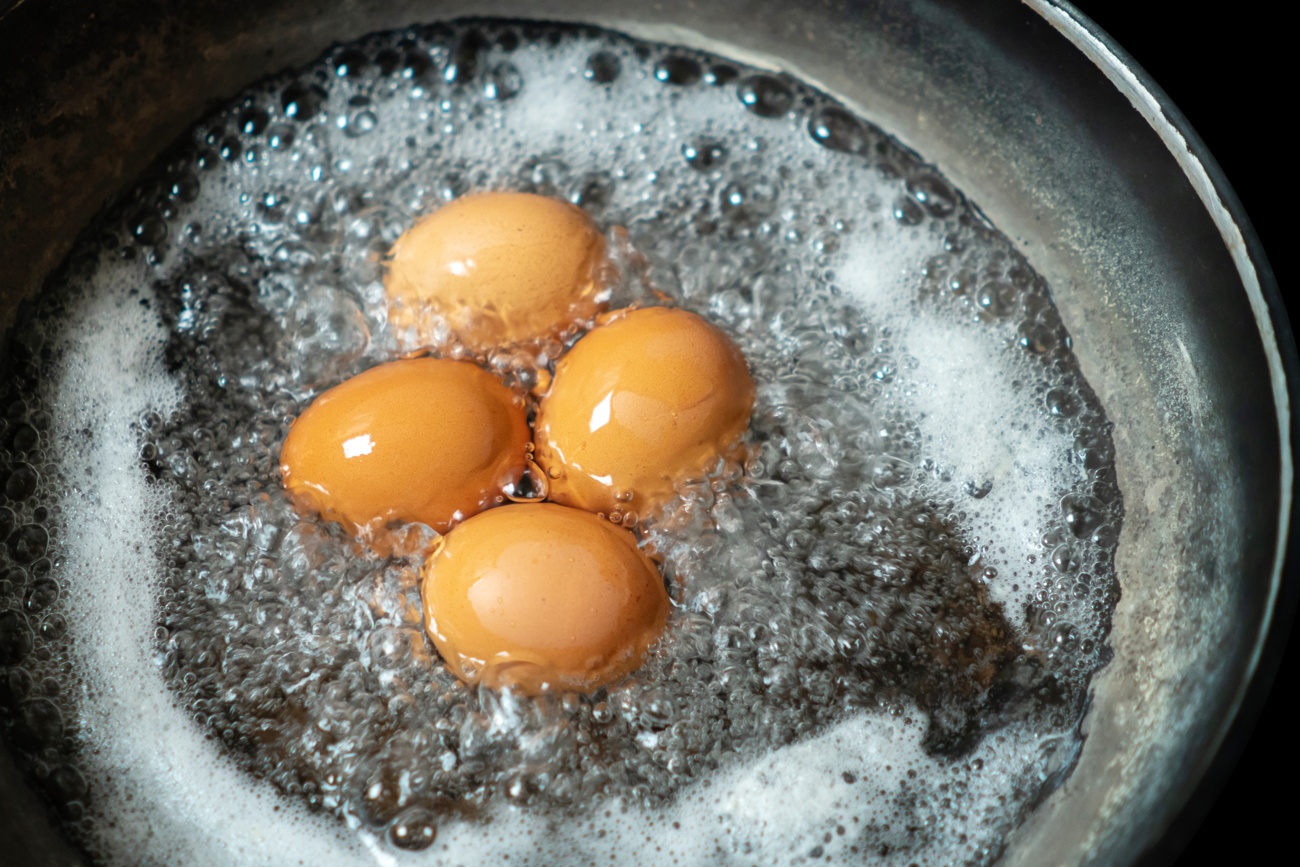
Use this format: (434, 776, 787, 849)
(900, 316, 1070, 619)
(44, 262, 362, 865)
(833, 215, 1074, 622)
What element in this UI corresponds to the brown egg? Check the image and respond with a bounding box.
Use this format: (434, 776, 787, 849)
(279, 358, 529, 535)
(422, 502, 669, 694)
(385, 191, 609, 351)
(534, 306, 756, 518)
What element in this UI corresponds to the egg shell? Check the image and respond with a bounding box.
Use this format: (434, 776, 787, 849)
(279, 358, 529, 534)
(422, 502, 669, 694)
(385, 191, 609, 351)
(534, 306, 756, 517)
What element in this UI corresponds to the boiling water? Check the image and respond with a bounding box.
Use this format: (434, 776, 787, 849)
(0, 20, 1121, 866)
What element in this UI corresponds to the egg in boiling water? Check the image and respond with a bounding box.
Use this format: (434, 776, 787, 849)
(279, 358, 530, 535)
(422, 502, 669, 694)
(384, 191, 610, 351)
(534, 306, 756, 518)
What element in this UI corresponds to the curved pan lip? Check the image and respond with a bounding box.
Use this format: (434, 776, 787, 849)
(1031, 1, 1299, 862)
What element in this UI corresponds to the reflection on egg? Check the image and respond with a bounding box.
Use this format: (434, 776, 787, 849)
(534, 307, 756, 518)
(385, 191, 610, 351)
(422, 502, 669, 694)
(280, 358, 529, 534)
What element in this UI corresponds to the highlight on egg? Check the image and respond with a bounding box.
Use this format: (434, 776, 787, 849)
(422, 502, 670, 694)
(279, 357, 530, 535)
(533, 306, 756, 519)
(384, 191, 611, 352)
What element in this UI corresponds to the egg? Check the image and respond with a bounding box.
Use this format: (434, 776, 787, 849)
(422, 502, 669, 694)
(534, 306, 756, 518)
(384, 191, 610, 351)
(279, 358, 529, 534)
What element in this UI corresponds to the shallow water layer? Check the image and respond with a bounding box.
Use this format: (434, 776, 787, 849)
(0, 19, 1120, 866)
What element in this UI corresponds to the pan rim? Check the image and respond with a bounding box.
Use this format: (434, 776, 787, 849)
(1028, 1, 1297, 862)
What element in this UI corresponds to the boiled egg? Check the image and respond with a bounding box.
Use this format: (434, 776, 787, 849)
(422, 502, 669, 694)
(279, 358, 529, 534)
(385, 191, 609, 351)
(533, 306, 755, 518)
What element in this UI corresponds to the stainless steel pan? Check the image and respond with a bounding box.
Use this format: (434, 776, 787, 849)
(1, 1, 1293, 864)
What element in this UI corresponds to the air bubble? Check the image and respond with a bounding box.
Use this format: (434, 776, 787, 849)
(1045, 388, 1080, 418)
(737, 74, 794, 118)
(1061, 494, 1105, 539)
(9, 423, 38, 452)
(704, 64, 738, 86)
(388, 806, 438, 850)
(45, 764, 88, 809)
(891, 196, 924, 226)
(720, 179, 779, 221)
(526, 157, 569, 194)
(5, 463, 38, 500)
(584, 51, 620, 84)
(1074, 427, 1115, 470)
(1090, 524, 1119, 549)
(9, 524, 48, 564)
(445, 30, 488, 84)
(681, 138, 726, 171)
(218, 138, 242, 162)
(592, 701, 614, 724)
(871, 455, 913, 490)
(169, 175, 201, 202)
(333, 48, 370, 78)
(1050, 545, 1077, 573)
(131, 213, 168, 246)
(401, 50, 434, 81)
(484, 62, 522, 100)
(812, 232, 840, 254)
(569, 172, 614, 211)
(809, 106, 868, 154)
(946, 269, 973, 296)
(335, 97, 376, 138)
(23, 579, 59, 614)
(654, 55, 702, 86)
(906, 172, 959, 218)
(282, 83, 327, 121)
(976, 281, 1014, 318)
(238, 108, 270, 136)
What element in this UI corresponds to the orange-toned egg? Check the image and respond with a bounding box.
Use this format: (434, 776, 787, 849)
(385, 191, 609, 351)
(422, 502, 669, 694)
(534, 306, 756, 518)
(279, 358, 529, 534)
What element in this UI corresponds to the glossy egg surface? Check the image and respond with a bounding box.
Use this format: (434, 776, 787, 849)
(385, 191, 609, 351)
(422, 502, 669, 694)
(534, 306, 756, 517)
(280, 358, 529, 534)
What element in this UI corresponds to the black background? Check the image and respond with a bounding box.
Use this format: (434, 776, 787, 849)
(1069, 3, 1293, 866)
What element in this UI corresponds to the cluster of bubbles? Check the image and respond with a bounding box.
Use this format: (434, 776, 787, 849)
(0, 19, 1120, 866)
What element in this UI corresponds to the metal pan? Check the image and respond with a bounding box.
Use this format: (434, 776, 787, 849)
(1032, 6, 1294, 862)
(1, 1, 1293, 864)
